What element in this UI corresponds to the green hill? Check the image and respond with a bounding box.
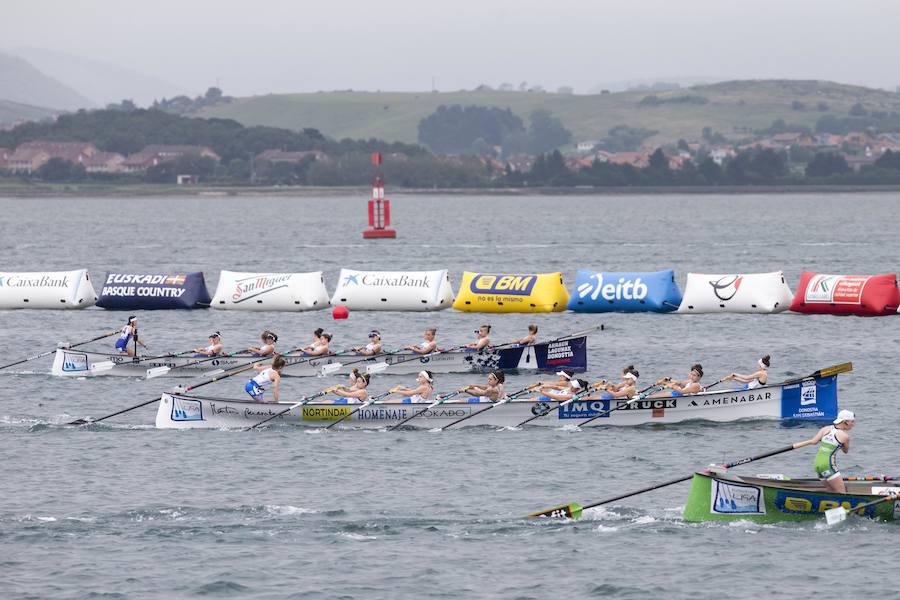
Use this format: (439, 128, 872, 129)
(196, 80, 900, 147)
(0, 99, 59, 127)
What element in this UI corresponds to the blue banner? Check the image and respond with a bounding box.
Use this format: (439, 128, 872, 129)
(496, 335, 588, 372)
(97, 272, 211, 310)
(567, 269, 682, 312)
(779, 375, 837, 421)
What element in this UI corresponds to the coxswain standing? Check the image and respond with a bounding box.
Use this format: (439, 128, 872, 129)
(114, 316, 147, 357)
(797, 409, 855, 493)
(245, 356, 285, 403)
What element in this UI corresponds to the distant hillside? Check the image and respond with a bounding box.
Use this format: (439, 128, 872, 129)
(0, 52, 94, 111)
(0, 99, 58, 127)
(196, 80, 900, 147)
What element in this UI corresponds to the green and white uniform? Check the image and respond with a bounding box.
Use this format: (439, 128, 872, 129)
(814, 426, 844, 480)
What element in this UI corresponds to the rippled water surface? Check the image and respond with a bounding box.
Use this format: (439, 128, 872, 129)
(1, 192, 898, 599)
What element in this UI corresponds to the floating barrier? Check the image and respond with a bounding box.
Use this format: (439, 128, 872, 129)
(677, 271, 793, 314)
(211, 271, 329, 311)
(0, 269, 97, 309)
(330, 269, 454, 311)
(96, 272, 211, 310)
(453, 272, 569, 313)
(567, 269, 682, 312)
(790, 272, 900, 316)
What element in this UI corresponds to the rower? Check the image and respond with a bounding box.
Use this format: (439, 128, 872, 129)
(387, 370, 434, 404)
(516, 324, 538, 345)
(114, 316, 147, 357)
(329, 369, 370, 404)
(193, 331, 223, 357)
(729, 355, 770, 389)
(535, 378, 588, 402)
(354, 330, 382, 356)
(302, 332, 332, 356)
(598, 366, 639, 398)
(311, 328, 325, 347)
(406, 328, 438, 354)
(798, 409, 855, 493)
(466, 325, 492, 351)
(538, 369, 575, 391)
(463, 370, 505, 403)
(653, 364, 703, 397)
(245, 355, 285, 403)
(247, 330, 277, 357)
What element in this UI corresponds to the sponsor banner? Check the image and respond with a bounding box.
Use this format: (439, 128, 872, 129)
(171, 397, 203, 421)
(0, 269, 97, 309)
(774, 491, 878, 517)
(97, 272, 211, 310)
(352, 405, 473, 421)
(558, 397, 676, 419)
(453, 271, 569, 313)
(302, 406, 352, 421)
(677, 271, 793, 314)
(780, 375, 837, 421)
(791, 272, 900, 316)
(330, 269, 455, 311)
(568, 269, 682, 312)
(61, 351, 89, 372)
(711, 480, 765, 515)
(497, 336, 588, 372)
(212, 270, 329, 311)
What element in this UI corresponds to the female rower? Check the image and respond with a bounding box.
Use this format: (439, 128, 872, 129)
(654, 364, 703, 397)
(535, 378, 588, 402)
(466, 325, 492, 350)
(516, 324, 538, 345)
(114, 316, 147, 357)
(599, 366, 639, 398)
(303, 332, 332, 356)
(798, 409, 855, 493)
(730, 355, 770, 389)
(245, 355, 285, 403)
(406, 328, 437, 354)
(537, 369, 575, 391)
(354, 330, 382, 356)
(193, 332, 223, 357)
(311, 328, 325, 347)
(463, 370, 505, 403)
(247, 330, 277, 357)
(387, 370, 434, 403)
(328, 369, 370, 404)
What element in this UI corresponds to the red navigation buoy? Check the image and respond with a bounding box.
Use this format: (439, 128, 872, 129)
(363, 152, 397, 239)
(332, 305, 349, 319)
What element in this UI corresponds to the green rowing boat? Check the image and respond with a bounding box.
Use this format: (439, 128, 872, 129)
(683, 471, 900, 523)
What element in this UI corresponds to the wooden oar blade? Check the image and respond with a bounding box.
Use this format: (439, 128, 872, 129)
(365, 362, 388, 374)
(825, 506, 848, 526)
(89, 361, 115, 373)
(819, 362, 853, 378)
(145, 366, 171, 379)
(526, 502, 583, 519)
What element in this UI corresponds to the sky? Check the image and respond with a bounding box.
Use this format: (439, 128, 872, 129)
(3, 0, 899, 98)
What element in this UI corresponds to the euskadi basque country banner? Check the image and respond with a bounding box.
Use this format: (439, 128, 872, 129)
(0, 269, 97, 309)
(453, 272, 569, 313)
(790, 272, 900, 316)
(96, 272, 211, 310)
(567, 269, 682, 312)
(211, 271, 329, 311)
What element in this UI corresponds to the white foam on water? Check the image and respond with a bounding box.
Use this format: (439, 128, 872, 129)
(631, 515, 657, 525)
(266, 505, 318, 516)
(21, 514, 57, 522)
(338, 532, 377, 541)
(594, 524, 619, 533)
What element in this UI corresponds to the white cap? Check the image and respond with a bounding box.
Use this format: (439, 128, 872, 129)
(833, 409, 855, 425)
(624, 372, 637, 381)
(556, 370, 573, 380)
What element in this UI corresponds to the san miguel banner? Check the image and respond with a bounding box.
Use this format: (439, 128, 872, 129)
(211, 270, 329, 311)
(96, 272, 211, 309)
(790, 272, 900, 316)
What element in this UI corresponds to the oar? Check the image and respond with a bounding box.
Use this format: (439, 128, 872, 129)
(825, 492, 900, 526)
(783, 362, 853, 385)
(68, 350, 297, 426)
(387, 387, 469, 431)
(324, 388, 400, 430)
(317, 347, 407, 376)
(527, 440, 815, 519)
(512, 380, 606, 428)
(574, 379, 668, 428)
(243, 386, 342, 431)
(437, 383, 541, 431)
(0, 330, 118, 372)
(703, 374, 734, 392)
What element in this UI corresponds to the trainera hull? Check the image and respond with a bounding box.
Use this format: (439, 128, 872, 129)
(155, 374, 839, 429)
(52, 335, 587, 378)
(683, 472, 900, 523)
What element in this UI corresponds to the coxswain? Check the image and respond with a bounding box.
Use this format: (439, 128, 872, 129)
(516, 324, 538, 345)
(354, 330, 382, 356)
(247, 330, 277, 357)
(466, 324, 491, 350)
(328, 369, 370, 404)
(387, 370, 434, 403)
(798, 409, 855, 493)
(193, 331, 223, 357)
(114, 316, 147, 357)
(463, 370, 505, 402)
(406, 328, 438, 354)
(729, 355, 770, 389)
(244, 355, 285, 403)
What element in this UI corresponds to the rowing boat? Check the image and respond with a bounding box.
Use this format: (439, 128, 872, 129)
(155, 371, 841, 428)
(50, 334, 588, 377)
(683, 471, 900, 523)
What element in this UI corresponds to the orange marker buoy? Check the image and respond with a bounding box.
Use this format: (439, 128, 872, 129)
(332, 305, 349, 319)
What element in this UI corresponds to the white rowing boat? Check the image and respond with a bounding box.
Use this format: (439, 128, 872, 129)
(155, 372, 841, 429)
(51, 334, 588, 378)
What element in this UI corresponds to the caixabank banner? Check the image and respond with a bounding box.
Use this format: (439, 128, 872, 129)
(97, 272, 211, 309)
(567, 269, 682, 312)
(790, 272, 900, 316)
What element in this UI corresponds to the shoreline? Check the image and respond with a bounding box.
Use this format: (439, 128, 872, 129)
(1, 182, 900, 197)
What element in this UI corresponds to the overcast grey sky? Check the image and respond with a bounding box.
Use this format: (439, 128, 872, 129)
(4, 0, 899, 97)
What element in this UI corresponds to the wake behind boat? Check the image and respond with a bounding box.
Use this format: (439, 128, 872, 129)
(51, 333, 588, 377)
